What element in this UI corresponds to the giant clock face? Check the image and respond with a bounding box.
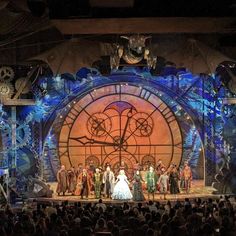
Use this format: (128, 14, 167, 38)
(58, 84, 182, 175)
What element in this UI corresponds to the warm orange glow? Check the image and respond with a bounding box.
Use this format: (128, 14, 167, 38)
(59, 84, 182, 174)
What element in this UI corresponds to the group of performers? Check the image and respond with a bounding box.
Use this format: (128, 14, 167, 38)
(56, 160, 192, 201)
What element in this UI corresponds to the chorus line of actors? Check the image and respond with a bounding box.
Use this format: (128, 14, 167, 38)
(56, 160, 192, 201)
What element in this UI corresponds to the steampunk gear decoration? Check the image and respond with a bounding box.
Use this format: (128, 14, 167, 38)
(0, 66, 15, 82)
(0, 82, 14, 98)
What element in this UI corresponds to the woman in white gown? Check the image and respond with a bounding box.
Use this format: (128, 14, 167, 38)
(112, 170, 133, 200)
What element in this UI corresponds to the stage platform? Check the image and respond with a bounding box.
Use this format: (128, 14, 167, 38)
(32, 180, 223, 205)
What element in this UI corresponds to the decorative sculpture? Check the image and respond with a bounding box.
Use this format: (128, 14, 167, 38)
(110, 35, 157, 70)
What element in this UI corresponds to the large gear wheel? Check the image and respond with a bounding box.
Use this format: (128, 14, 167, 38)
(0, 66, 14, 82)
(0, 82, 14, 98)
(2, 121, 31, 150)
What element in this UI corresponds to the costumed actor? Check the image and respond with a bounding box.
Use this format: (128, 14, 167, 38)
(145, 166, 158, 201)
(94, 168, 102, 199)
(75, 169, 91, 199)
(67, 166, 77, 195)
(169, 164, 180, 197)
(56, 165, 68, 196)
(158, 168, 169, 200)
(181, 162, 192, 193)
(112, 170, 133, 200)
(133, 170, 145, 201)
(102, 166, 115, 198)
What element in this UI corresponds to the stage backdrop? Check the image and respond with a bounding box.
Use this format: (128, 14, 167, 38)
(58, 84, 182, 176)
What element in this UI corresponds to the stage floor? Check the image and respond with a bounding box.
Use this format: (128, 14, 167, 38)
(33, 180, 220, 204)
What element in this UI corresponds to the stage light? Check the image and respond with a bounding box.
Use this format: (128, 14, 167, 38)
(60, 115, 63, 119)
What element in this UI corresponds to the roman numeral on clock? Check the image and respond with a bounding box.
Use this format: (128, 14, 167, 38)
(139, 88, 151, 100)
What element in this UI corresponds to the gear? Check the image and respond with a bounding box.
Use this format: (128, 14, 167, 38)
(0, 82, 14, 98)
(2, 121, 31, 149)
(0, 66, 14, 82)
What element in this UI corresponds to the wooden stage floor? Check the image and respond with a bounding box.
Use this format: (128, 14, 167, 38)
(33, 180, 221, 204)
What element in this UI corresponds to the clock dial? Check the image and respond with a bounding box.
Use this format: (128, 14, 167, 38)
(58, 84, 182, 175)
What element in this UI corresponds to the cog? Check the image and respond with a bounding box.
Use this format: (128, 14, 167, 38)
(2, 121, 31, 150)
(0, 66, 14, 82)
(0, 82, 14, 98)
(87, 112, 112, 137)
(129, 112, 154, 137)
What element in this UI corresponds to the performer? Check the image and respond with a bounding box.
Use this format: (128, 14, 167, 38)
(75, 169, 91, 199)
(145, 166, 158, 201)
(181, 162, 192, 193)
(75, 163, 83, 180)
(132, 170, 145, 201)
(169, 164, 180, 196)
(140, 165, 147, 192)
(112, 170, 133, 200)
(156, 159, 165, 178)
(94, 168, 102, 199)
(87, 160, 95, 193)
(67, 166, 77, 195)
(102, 166, 115, 198)
(56, 165, 68, 196)
(158, 168, 169, 200)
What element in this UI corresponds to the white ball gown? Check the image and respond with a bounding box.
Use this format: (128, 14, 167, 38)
(112, 174, 133, 200)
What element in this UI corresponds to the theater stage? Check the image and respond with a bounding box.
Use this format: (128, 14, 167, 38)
(33, 180, 221, 204)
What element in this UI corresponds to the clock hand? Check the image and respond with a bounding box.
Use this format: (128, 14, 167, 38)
(70, 136, 116, 146)
(123, 107, 158, 144)
(120, 108, 133, 145)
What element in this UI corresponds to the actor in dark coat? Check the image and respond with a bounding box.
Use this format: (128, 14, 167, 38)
(169, 165, 180, 195)
(56, 165, 68, 196)
(67, 166, 77, 195)
(133, 170, 145, 201)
